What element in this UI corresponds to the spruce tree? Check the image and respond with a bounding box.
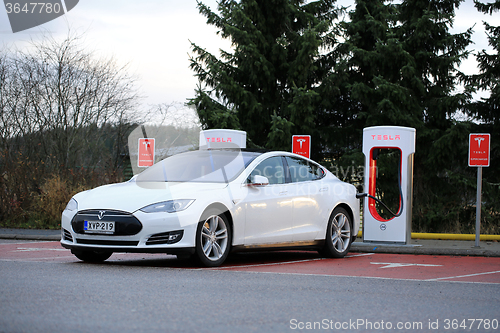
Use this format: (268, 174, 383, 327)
(343, 0, 417, 125)
(397, 0, 474, 232)
(467, 0, 500, 233)
(335, 0, 473, 231)
(471, 0, 500, 126)
(329, 0, 416, 214)
(188, 0, 339, 153)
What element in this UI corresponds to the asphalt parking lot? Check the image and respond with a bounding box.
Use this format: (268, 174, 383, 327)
(1, 240, 499, 284)
(1, 236, 499, 332)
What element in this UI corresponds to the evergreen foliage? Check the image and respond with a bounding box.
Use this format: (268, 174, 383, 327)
(465, 0, 500, 234)
(471, 0, 500, 126)
(396, 0, 474, 232)
(323, 0, 476, 230)
(189, 0, 339, 154)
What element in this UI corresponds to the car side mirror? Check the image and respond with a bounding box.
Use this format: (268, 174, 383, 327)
(248, 175, 269, 187)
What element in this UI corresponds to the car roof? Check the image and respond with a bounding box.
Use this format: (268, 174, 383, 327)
(201, 148, 315, 164)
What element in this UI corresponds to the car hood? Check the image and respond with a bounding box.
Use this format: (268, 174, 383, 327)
(73, 180, 228, 213)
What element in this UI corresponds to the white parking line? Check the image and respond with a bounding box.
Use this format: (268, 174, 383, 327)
(346, 253, 375, 258)
(425, 270, 500, 281)
(202, 253, 376, 270)
(14, 247, 68, 252)
(209, 257, 325, 270)
(213, 270, 500, 285)
(0, 256, 76, 262)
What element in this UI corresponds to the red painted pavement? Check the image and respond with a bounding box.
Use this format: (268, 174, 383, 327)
(1, 241, 499, 284)
(213, 253, 500, 284)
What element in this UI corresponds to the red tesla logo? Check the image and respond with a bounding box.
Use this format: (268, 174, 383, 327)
(206, 137, 233, 143)
(371, 134, 401, 141)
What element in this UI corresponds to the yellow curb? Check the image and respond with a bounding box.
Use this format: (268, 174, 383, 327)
(357, 231, 500, 241)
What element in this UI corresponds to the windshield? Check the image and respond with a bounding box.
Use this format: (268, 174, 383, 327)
(136, 149, 260, 183)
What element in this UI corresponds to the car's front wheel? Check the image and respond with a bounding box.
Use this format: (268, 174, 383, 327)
(195, 209, 231, 267)
(71, 249, 113, 263)
(320, 207, 352, 258)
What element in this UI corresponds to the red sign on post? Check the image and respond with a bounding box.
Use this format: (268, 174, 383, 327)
(138, 138, 155, 167)
(469, 134, 490, 167)
(292, 135, 311, 159)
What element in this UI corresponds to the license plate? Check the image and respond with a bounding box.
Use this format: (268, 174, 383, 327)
(84, 221, 115, 234)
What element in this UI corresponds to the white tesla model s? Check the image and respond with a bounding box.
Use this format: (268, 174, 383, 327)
(61, 149, 360, 266)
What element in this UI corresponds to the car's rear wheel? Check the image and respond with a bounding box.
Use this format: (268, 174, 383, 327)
(71, 249, 113, 263)
(195, 209, 231, 267)
(320, 207, 352, 258)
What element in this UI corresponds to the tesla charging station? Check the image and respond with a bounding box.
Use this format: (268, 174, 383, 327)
(361, 126, 416, 244)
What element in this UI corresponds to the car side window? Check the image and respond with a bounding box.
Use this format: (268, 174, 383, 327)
(285, 156, 325, 183)
(248, 157, 285, 185)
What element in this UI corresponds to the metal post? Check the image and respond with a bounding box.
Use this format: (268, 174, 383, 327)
(475, 166, 482, 248)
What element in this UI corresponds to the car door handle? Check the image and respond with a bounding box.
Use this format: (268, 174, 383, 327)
(279, 191, 288, 195)
(320, 187, 328, 192)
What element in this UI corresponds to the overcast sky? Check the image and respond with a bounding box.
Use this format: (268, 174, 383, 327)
(1, 0, 498, 109)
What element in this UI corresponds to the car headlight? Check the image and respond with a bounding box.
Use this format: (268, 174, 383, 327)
(140, 200, 195, 213)
(64, 198, 78, 211)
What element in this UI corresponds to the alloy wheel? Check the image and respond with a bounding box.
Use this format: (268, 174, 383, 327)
(330, 211, 351, 253)
(201, 215, 229, 261)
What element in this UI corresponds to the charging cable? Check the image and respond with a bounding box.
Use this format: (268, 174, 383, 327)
(356, 162, 404, 218)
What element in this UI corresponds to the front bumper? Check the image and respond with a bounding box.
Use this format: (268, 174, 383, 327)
(60, 208, 198, 254)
